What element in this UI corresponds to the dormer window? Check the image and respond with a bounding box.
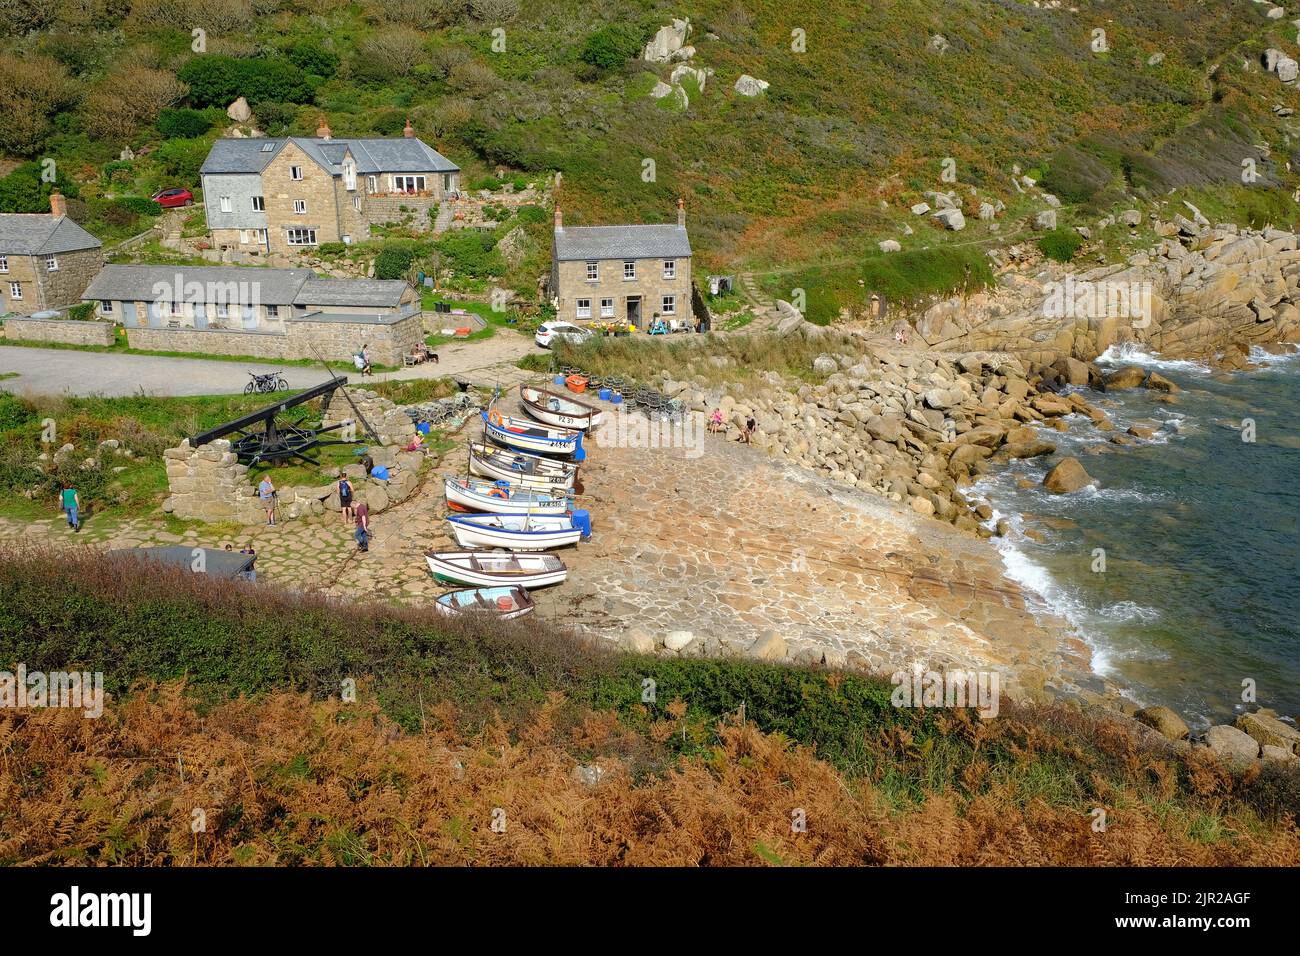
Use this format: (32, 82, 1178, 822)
(343, 162, 356, 191)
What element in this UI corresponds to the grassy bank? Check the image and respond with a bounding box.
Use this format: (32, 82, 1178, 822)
(0, 336, 392, 373)
(0, 546, 1296, 865)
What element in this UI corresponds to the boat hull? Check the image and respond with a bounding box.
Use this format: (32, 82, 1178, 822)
(483, 411, 581, 456)
(433, 585, 535, 620)
(468, 442, 577, 490)
(443, 476, 571, 515)
(519, 385, 604, 430)
(425, 550, 568, 588)
(447, 515, 583, 551)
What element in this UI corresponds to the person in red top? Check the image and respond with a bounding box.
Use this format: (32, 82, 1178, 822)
(354, 501, 370, 553)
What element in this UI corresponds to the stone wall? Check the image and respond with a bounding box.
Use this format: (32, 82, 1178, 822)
(122, 313, 423, 365)
(126, 326, 290, 358)
(162, 436, 422, 524)
(0, 247, 103, 314)
(365, 195, 439, 231)
(323, 387, 422, 446)
(5, 316, 116, 346)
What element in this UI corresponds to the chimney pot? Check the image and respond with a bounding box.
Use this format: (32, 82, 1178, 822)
(316, 116, 331, 140)
(403, 118, 415, 138)
(49, 192, 66, 219)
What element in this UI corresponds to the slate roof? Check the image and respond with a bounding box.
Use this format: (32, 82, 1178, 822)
(201, 137, 459, 176)
(0, 215, 102, 255)
(296, 277, 410, 307)
(553, 224, 692, 262)
(82, 265, 313, 304)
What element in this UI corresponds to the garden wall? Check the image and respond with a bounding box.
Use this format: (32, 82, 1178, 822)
(5, 317, 116, 346)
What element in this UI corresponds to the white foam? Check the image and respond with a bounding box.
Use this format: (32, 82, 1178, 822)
(1096, 343, 1212, 375)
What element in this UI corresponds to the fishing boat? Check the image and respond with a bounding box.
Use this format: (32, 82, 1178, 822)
(468, 440, 578, 490)
(425, 549, 568, 589)
(519, 384, 604, 430)
(483, 408, 584, 458)
(446, 512, 585, 551)
(433, 585, 536, 620)
(443, 476, 572, 516)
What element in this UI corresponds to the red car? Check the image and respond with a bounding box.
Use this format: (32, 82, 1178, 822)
(151, 187, 194, 208)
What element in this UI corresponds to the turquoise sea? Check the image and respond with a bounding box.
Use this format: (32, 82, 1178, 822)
(974, 345, 1300, 728)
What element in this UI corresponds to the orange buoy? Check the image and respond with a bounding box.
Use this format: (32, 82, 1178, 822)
(488, 408, 505, 427)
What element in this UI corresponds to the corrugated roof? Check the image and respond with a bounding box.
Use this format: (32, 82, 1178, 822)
(296, 277, 409, 307)
(201, 136, 459, 176)
(81, 265, 314, 304)
(553, 224, 692, 261)
(0, 215, 102, 255)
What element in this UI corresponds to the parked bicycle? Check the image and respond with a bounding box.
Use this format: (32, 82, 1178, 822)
(244, 371, 289, 395)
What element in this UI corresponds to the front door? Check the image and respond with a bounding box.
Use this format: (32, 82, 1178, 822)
(626, 296, 641, 329)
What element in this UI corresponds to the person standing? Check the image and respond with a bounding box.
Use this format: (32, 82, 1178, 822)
(59, 482, 80, 532)
(354, 500, 370, 553)
(338, 474, 354, 526)
(258, 475, 276, 525)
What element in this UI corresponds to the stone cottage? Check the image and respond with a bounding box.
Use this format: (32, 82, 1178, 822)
(550, 200, 694, 330)
(201, 119, 460, 256)
(81, 264, 423, 365)
(0, 193, 103, 315)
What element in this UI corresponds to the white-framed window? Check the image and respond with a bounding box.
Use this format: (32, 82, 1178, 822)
(286, 228, 317, 246)
(99, 300, 113, 314)
(623, 260, 636, 280)
(343, 162, 356, 191)
(219, 196, 232, 213)
(0, 256, 7, 273)
(353, 196, 362, 212)
(391, 175, 426, 194)
(216, 303, 229, 318)
(367, 175, 377, 193)
(251, 196, 265, 211)
(600, 297, 614, 318)
(576, 298, 592, 319)
(45, 254, 58, 272)
(663, 259, 676, 279)
(266, 304, 279, 318)
(661, 295, 676, 315)
(9, 282, 21, 300)
(290, 166, 304, 181)
(293, 199, 307, 214)
(238, 230, 249, 244)
(586, 261, 599, 281)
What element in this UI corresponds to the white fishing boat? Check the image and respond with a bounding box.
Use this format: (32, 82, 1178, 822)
(446, 512, 586, 551)
(425, 549, 568, 589)
(468, 441, 578, 490)
(519, 384, 604, 430)
(483, 408, 584, 458)
(443, 476, 572, 515)
(433, 585, 536, 620)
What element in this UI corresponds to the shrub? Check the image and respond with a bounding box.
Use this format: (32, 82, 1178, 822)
(67, 303, 96, 321)
(285, 40, 340, 78)
(153, 138, 211, 185)
(178, 55, 315, 108)
(374, 245, 415, 280)
(434, 229, 503, 277)
(579, 24, 644, 74)
(156, 107, 212, 139)
(0, 162, 79, 214)
(516, 204, 548, 225)
(1039, 227, 1085, 263)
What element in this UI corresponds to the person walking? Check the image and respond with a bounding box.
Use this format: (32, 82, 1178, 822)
(258, 475, 276, 525)
(354, 501, 371, 553)
(59, 482, 80, 532)
(338, 474, 354, 526)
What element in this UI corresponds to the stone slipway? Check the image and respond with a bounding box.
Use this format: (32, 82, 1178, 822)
(556, 428, 1092, 700)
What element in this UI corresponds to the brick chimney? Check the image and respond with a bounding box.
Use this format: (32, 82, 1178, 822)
(403, 118, 415, 138)
(316, 116, 332, 140)
(554, 206, 563, 232)
(677, 197, 685, 228)
(49, 192, 66, 218)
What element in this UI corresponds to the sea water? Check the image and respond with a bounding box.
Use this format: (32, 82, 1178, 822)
(974, 345, 1300, 728)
